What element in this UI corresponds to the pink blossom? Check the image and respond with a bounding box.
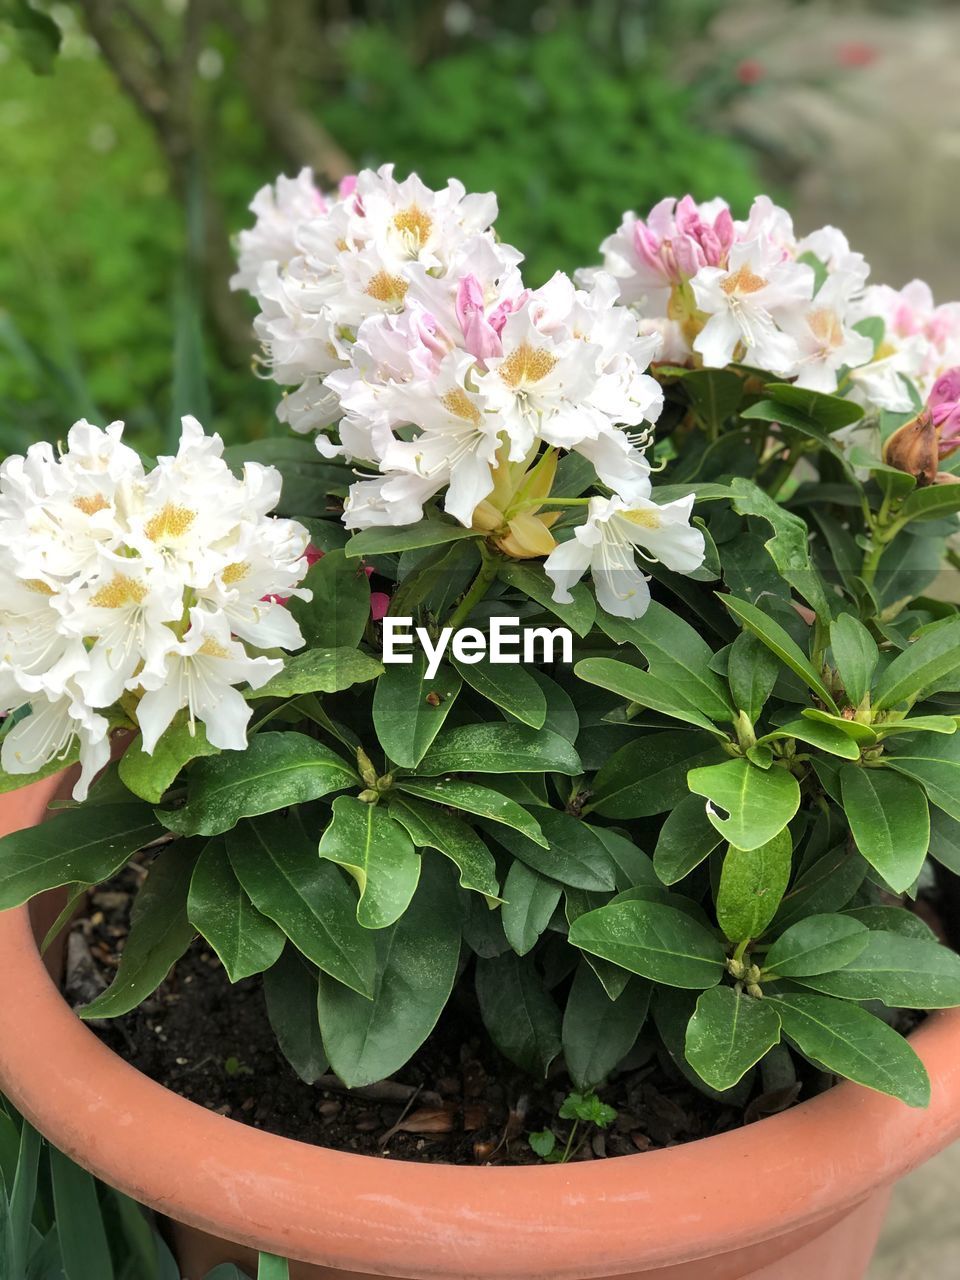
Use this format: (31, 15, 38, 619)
(337, 175, 358, 199)
(456, 274, 507, 360)
(928, 368, 960, 455)
(370, 592, 391, 622)
(632, 196, 734, 287)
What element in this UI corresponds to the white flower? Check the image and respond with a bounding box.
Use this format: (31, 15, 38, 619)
(691, 239, 814, 375)
(230, 168, 328, 294)
(781, 270, 875, 394)
(0, 688, 110, 802)
(544, 493, 705, 619)
(136, 609, 281, 754)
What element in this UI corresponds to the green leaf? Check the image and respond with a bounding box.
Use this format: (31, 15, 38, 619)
(452, 656, 546, 728)
(681, 367, 743, 431)
(830, 614, 878, 708)
(839, 765, 929, 893)
(929, 806, 960, 872)
(289, 549, 370, 648)
(568, 898, 725, 988)
(263, 949, 328, 1084)
(763, 914, 869, 978)
(475, 951, 562, 1077)
(7, 1120, 39, 1280)
(574, 658, 723, 735)
(258, 1253, 290, 1280)
(727, 630, 779, 722)
(416, 723, 582, 777)
(372, 652, 461, 769)
(562, 964, 650, 1090)
(158, 733, 357, 838)
(589, 730, 722, 819)
(500, 860, 562, 956)
(318, 796, 420, 929)
(187, 837, 285, 981)
(593, 826, 659, 892)
(872, 617, 960, 711)
(228, 814, 376, 998)
(318, 857, 461, 1086)
(49, 1145, 116, 1280)
(715, 829, 793, 942)
(872, 715, 958, 740)
(773, 844, 868, 930)
(758, 382, 865, 430)
(688, 759, 800, 851)
(794, 931, 960, 1008)
(118, 718, 219, 804)
(498, 561, 596, 637)
(761, 718, 860, 760)
(528, 1129, 557, 1159)
(801, 708, 878, 744)
(685, 986, 782, 1091)
(596, 604, 733, 723)
(387, 795, 501, 903)
(344, 519, 478, 558)
(80, 840, 199, 1019)
(247, 648, 383, 699)
(728, 478, 831, 616)
(4, 0, 62, 74)
(885, 731, 960, 822)
(395, 777, 546, 847)
(484, 806, 616, 892)
(0, 803, 163, 911)
(899, 483, 960, 523)
(721, 594, 839, 713)
(844, 905, 937, 942)
(653, 792, 724, 885)
(766, 993, 929, 1106)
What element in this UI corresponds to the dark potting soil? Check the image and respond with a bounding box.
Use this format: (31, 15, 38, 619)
(65, 859, 921, 1167)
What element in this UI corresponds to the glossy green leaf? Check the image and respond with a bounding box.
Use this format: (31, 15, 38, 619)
(685, 986, 782, 1090)
(872, 716, 958, 740)
(228, 814, 376, 998)
(761, 718, 860, 760)
(118, 718, 219, 804)
(49, 1145, 115, 1280)
(885, 731, 960, 822)
(188, 836, 285, 981)
(681, 367, 743, 431)
(843, 905, 937, 942)
(247, 648, 383, 699)
(372, 652, 461, 769)
(801, 708, 877, 745)
(899, 483, 960, 523)
(839, 765, 929, 893)
(0, 802, 163, 911)
(715, 829, 793, 942)
(80, 840, 199, 1018)
(590, 730, 722, 819)
(485, 805, 616, 892)
(475, 951, 562, 1077)
(417, 723, 582, 777)
(344, 519, 478, 558)
(795, 931, 960, 1008)
(498, 561, 596, 637)
(773, 844, 868, 930)
(928, 806, 960, 872)
(760, 382, 865, 430)
(727, 630, 779, 722)
(653, 791, 724, 885)
(562, 964, 650, 1090)
(395, 777, 546, 847)
(318, 796, 420, 929)
(596, 604, 733, 723)
(263, 949, 328, 1085)
(289, 548, 370, 648)
(872, 616, 960, 710)
(501, 860, 562, 956)
(688, 758, 800, 851)
(721, 594, 839, 713)
(593, 826, 659, 891)
(387, 794, 501, 903)
(767, 993, 929, 1106)
(318, 857, 461, 1087)
(830, 614, 878, 708)
(574, 658, 723, 735)
(452, 655, 546, 728)
(728, 478, 831, 616)
(158, 733, 357, 838)
(568, 898, 725, 988)
(763, 914, 869, 978)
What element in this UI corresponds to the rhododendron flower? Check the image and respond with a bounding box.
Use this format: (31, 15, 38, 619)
(231, 167, 329, 294)
(0, 417, 310, 798)
(544, 493, 704, 620)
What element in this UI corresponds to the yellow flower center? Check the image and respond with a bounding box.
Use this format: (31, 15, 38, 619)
(622, 508, 662, 530)
(73, 493, 109, 516)
(441, 388, 482, 425)
(499, 343, 559, 388)
(365, 270, 409, 306)
(720, 265, 768, 296)
(25, 579, 54, 595)
(90, 574, 147, 609)
(198, 637, 228, 658)
(221, 561, 250, 585)
(807, 307, 843, 350)
(144, 504, 196, 543)
(393, 204, 433, 248)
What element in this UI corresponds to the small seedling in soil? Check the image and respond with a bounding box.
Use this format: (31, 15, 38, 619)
(529, 1091, 618, 1163)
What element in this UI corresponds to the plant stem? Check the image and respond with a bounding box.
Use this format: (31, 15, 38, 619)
(561, 1120, 580, 1164)
(445, 544, 501, 631)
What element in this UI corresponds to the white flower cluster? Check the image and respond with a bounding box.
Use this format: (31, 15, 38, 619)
(233, 165, 704, 618)
(0, 418, 310, 798)
(587, 194, 960, 414)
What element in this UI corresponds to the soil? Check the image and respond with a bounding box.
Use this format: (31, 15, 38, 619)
(64, 859, 921, 1167)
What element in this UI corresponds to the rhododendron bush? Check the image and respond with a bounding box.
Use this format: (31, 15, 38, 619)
(4, 167, 960, 1127)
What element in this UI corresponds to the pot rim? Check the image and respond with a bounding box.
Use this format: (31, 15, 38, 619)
(1, 776, 959, 1278)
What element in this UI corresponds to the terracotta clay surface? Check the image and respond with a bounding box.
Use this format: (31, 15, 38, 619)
(1, 776, 959, 1280)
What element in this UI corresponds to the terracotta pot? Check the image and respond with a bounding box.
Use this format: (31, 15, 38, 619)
(1, 778, 959, 1280)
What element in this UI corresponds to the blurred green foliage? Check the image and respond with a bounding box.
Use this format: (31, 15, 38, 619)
(0, 5, 762, 456)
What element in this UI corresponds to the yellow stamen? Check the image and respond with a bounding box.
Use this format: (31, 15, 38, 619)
(622, 508, 662, 530)
(90, 575, 147, 609)
(198, 637, 228, 658)
(441, 389, 482, 425)
(222, 561, 250, 585)
(74, 494, 109, 516)
(807, 308, 843, 349)
(25, 579, 54, 595)
(365, 270, 409, 306)
(144, 504, 195, 543)
(393, 204, 433, 246)
(499, 343, 559, 388)
(720, 265, 768, 296)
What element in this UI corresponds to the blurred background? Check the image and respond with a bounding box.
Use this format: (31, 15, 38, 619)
(1, 0, 958, 459)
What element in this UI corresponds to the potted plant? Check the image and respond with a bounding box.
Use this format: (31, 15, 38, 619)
(2, 168, 960, 1280)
